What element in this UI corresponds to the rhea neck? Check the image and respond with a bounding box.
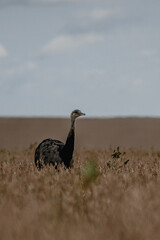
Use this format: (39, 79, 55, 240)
(71, 116, 76, 129)
(60, 116, 76, 167)
(65, 116, 76, 149)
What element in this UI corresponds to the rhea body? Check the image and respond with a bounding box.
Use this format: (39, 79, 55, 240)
(34, 110, 85, 169)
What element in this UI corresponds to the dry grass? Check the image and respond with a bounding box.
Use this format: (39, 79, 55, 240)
(0, 145, 160, 240)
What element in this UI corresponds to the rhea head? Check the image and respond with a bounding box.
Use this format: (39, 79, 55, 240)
(70, 109, 85, 122)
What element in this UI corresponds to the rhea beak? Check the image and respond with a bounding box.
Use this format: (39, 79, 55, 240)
(81, 112, 86, 116)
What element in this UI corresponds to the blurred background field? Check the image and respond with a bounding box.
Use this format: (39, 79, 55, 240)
(1, 117, 160, 150)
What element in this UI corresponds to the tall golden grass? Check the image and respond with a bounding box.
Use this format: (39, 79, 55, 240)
(0, 145, 160, 240)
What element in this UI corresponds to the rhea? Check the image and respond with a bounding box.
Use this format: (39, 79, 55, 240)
(34, 109, 85, 169)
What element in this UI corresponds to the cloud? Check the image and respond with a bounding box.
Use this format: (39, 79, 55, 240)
(70, 7, 124, 36)
(0, 0, 81, 6)
(0, 44, 7, 58)
(133, 78, 144, 87)
(77, 8, 122, 22)
(2, 61, 38, 77)
(36, 0, 79, 2)
(88, 9, 118, 21)
(26, 61, 37, 70)
(87, 69, 104, 77)
(43, 33, 104, 54)
(141, 50, 156, 56)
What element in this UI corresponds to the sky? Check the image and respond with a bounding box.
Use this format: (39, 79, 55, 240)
(0, 0, 160, 117)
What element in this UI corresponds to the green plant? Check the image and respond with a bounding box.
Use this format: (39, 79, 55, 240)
(107, 147, 130, 170)
(81, 158, 99, 188)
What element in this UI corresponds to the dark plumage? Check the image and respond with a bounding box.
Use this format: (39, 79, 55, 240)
(34, 109, 85, 169)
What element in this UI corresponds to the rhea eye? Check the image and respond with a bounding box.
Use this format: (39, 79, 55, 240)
(74, 110, 79, 114)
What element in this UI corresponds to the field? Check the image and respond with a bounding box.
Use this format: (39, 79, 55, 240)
(0, 145, 160, 240)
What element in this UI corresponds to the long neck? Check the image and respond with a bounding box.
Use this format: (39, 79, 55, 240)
(61, 118, 75, 167)
(65, 118, 75, 151)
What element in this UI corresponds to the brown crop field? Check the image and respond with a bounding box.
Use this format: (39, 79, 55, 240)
(0, 146, 160, 240)
(0, 118, 160, 240)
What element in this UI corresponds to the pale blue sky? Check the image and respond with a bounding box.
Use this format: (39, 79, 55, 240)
(0, 0, 160, 117)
